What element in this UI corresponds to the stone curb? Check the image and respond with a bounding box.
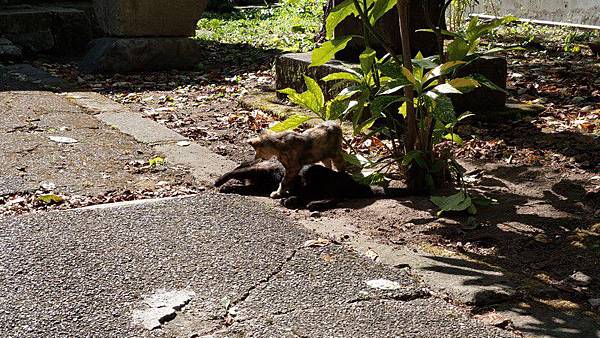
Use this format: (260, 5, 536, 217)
(65, 91, 236, 185)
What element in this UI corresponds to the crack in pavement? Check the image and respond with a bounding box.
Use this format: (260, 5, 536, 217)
(346, 288, 432, 305)
(220, 246, 301, 327)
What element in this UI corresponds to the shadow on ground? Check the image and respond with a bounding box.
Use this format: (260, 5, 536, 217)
(1, 39, 280, 93)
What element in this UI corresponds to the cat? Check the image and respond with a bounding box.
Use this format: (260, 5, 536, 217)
(214, 159, 284, 196)
(214, 160, 407, 211)
(247, 121, 346, 198)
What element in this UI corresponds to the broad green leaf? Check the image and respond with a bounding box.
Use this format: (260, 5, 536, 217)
(359, 47, 377, 75)
(444, 133, 463, 145)
(356, 115, 379, 134)
(412, 54, 439, 70)
(278, 88, 319, 113)
(355, 171, 390, 187)
(430, 192, 472, 212)
(335, 88, 361, 100)
(343, 152, 372, 167)
(467, 204, 478, 215)
(325, 0, 357, 39)
(447, 38, 470, 61)
(402, 67, 417, 85)
(425, 61, 466, 81)
(36, 194, 64, 204)
(434, 83, 463, 94)
(369, 0, 397, 24)
(402, 150, 426, 168)
(378, 80, 411, 95)
(329, 99, 358, 120)
(473, 74, 508, 93)
(457, 111, 475, 121)
(416, 28, 460, 39)
(322, 72, 361, 83)
(270, 114, 315, 132)
(448, 78, 480, 93)
(311, 36, 353, 67)
(424, 91, 455, 124)
(482, 46, 526, 55)
(371, 95, 406, 114)
(304, 76, 325, 110)
(399, 102, 408, 118)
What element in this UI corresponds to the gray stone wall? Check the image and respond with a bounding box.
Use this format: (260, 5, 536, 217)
(474, 0, 600, 27)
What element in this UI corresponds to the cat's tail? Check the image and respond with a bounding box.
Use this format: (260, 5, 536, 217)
(214, 159, 262, 187)
(214, 172, 235, 187)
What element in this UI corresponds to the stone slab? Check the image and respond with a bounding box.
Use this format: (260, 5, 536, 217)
(0, 6, 92, 54)
(451, 56, 508, 113)
(93, 0, 208, 37)
(0, 37, 21, 60)
(63, 91, 126, 114)
(154, 143, 237, 184)
(276, 52, 508, 113)
(275, 52, 352, 100)
(97, 111, 187, 144)
(80, 37, 205, 73)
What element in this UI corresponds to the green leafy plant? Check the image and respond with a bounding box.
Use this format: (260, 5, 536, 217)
(276, 0, 513, 214)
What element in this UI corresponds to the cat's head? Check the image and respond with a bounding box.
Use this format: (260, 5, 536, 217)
(248, 136, 277, 160)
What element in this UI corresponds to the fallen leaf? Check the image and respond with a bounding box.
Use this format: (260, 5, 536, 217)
(36, 194, 64, 204)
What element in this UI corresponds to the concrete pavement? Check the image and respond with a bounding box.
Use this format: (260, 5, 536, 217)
(0, 194, 516, 337)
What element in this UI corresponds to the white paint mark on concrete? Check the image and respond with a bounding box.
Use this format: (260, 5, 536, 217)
(133, 289, 196, 330)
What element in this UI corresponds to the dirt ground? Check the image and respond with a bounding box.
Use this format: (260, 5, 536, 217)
(21, 36, 599, 318)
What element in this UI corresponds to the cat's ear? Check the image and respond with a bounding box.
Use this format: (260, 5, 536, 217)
(247, 137, 261, 148)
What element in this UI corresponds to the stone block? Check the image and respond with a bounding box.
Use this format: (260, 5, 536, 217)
(93, 0, 208, 37)
(96, 111, 187, 144)
(450, 56, 508, 113)
(0, 37, 22, 60)
(80, 37, 205, 73)
(0, 6, 92, 54)
(276, 52, 507, 113)
(276, 52, 351, 100)
(323, 0, 442, 61)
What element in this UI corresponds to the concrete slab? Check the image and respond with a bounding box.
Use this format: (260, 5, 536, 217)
(62, 91, 126, 115)
(297, 216, 600, 338)
(0, 91, 182, 197)
(97, 111, 187, 145)
(155, 143, 237, 184)
(0, 194, 517, 337)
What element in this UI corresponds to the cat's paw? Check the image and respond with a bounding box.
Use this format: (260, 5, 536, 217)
(270, 191, 282, 199)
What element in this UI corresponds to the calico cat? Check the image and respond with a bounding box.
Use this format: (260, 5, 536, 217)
(247, 121, 346, 198)
(214, 160, 407, 211)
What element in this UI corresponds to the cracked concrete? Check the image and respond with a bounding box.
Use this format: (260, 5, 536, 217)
(0, 193, 517, 337)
